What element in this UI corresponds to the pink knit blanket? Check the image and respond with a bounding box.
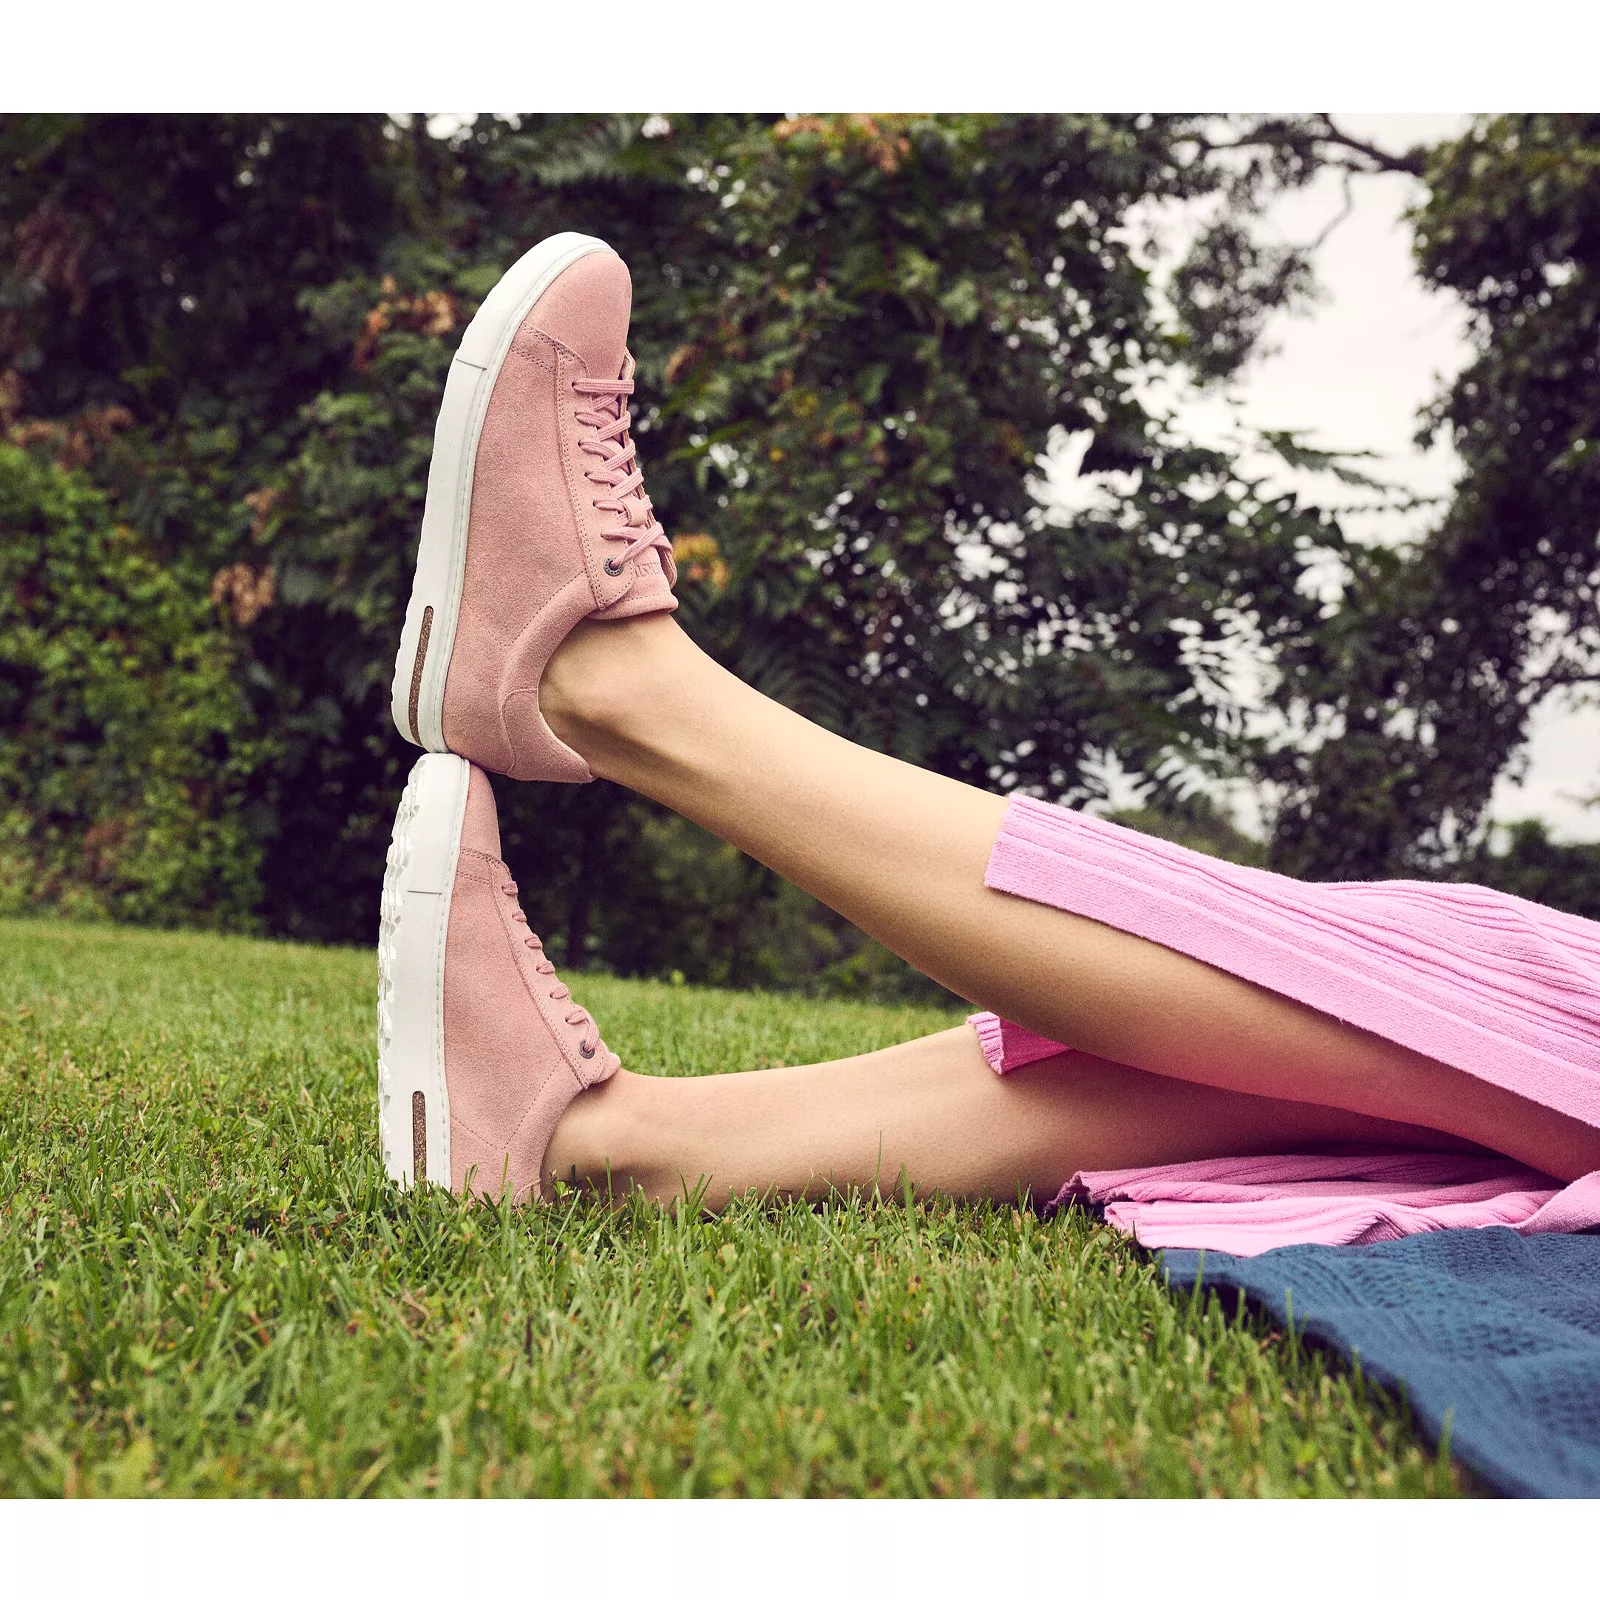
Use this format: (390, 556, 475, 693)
(967, 797, 1600, 1255)
(1062, 1151, 1600, 1257)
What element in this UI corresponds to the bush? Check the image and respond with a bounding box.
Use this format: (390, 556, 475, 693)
(0, 441, 261, 926)
(0, 113, 1356, 961)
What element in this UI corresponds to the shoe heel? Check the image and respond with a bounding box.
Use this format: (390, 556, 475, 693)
(377, 753, 469, 1187)
(389, 354, 484, 749)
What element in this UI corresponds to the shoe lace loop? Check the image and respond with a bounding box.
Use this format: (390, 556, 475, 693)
(571, 370, 673, 575)
(502, 880, 600, 1056)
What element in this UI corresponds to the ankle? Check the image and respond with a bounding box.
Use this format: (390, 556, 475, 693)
(544, 1067, 641, 1197)
(541, 613, 692, 769)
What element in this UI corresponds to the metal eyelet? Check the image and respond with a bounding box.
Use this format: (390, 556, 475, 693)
(579, 1042, 596, 1059)
(603, 558, 622, 577)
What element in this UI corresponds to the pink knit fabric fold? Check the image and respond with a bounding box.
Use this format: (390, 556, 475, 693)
(964, 796, 1600, 1254)
(1059, 1154, 1600, 1257)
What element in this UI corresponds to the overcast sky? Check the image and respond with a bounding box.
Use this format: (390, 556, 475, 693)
(1154, 113, 1599, 843)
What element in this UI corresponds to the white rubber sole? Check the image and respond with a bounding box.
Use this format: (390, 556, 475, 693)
(376, 752, 472, 1189)
(390, 231, 615, 751)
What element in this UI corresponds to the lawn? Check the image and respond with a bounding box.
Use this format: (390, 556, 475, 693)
(0, 916, 1463, 1497)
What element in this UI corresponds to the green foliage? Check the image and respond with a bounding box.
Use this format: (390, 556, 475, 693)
(0, 917, 1464, 1496)
(0, 443, 259, 925)
(646, 115, 1343, 802)
(1168, 214, 1318, 384)
(0, 112, 447, 941)
(4, 111, 1591, 956)
(0, 112, 1355, 962)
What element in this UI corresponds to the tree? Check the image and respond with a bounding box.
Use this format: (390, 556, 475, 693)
(0, 113, 456, 936)
(1268, 114, 1600, 880)
(0, 113, 1408, 971)
(637, 115, 1341, 806)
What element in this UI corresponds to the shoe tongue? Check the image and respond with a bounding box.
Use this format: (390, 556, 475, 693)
(461, 765, 501, 858)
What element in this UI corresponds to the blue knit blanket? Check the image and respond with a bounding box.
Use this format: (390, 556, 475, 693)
(1161, 1227, 1600, 1497)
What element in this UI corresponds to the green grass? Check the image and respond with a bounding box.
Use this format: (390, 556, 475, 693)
(0, 916, 1464, 1497)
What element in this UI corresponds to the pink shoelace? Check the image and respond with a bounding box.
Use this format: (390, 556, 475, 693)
(571, 371, 673, 576)
(501, 881, 601, 1058)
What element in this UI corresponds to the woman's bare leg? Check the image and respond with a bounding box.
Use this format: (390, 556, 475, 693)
(544, 1026, 1480, 1209)
(543, 615, 1600, 1181)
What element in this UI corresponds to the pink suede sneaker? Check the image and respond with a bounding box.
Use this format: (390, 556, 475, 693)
(390, 233, 677, 782)
(377, 752, 619, 1199)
